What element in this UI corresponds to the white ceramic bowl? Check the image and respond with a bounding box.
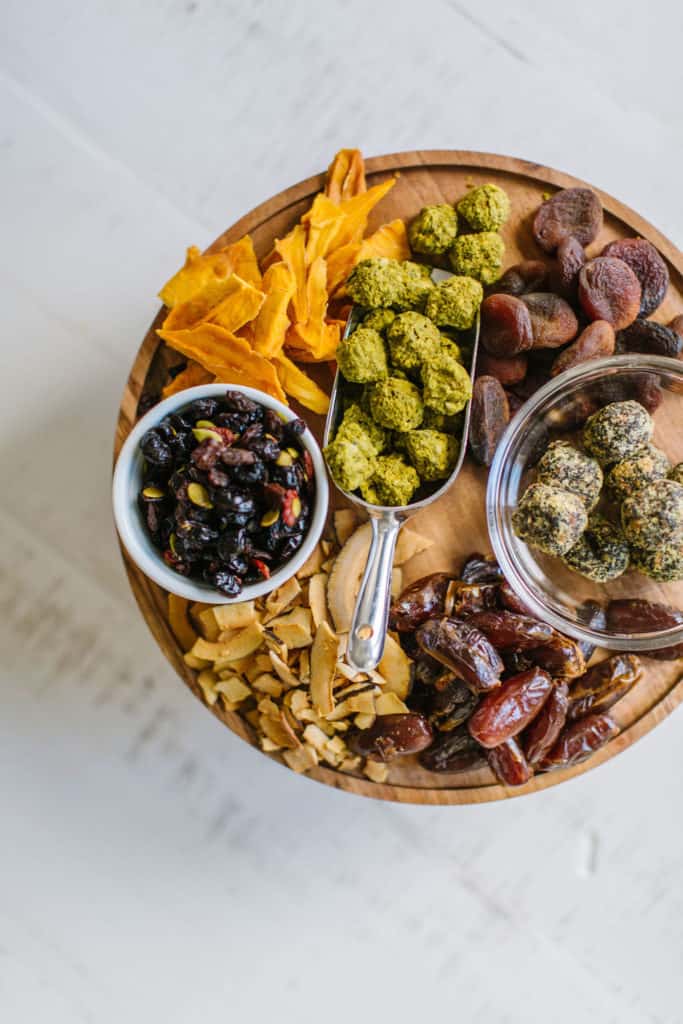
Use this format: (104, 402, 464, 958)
(113, 384, 329, 603)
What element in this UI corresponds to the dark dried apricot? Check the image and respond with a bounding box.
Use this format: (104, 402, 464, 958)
(617, 320, 682, 358)
(578, 257, 641, 330)
(533, 188, 603, 253)
(493, 260, 549, 296)
(480, 294, 534, 357)
(557, 236, 585, 292)
(602, 238, 669, 317)
(551, 320, 615, 376)
(477, 350, 528, 385)
(469, 375, 510, 467)
(522, 292, 579, 348)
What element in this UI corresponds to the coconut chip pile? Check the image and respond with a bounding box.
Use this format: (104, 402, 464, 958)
(167, 510, 433, 782)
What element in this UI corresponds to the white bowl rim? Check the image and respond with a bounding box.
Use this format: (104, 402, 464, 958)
(487, 353, 683, 651)
(112, 383, 329, 603)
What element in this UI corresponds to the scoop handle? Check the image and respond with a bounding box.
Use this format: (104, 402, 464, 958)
(347, 513, 402, 672)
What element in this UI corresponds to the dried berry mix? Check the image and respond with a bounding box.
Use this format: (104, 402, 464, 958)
(138, 391, 315, 596)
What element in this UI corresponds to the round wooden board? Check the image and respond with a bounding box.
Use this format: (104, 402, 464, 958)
(114, 150, 683, 804)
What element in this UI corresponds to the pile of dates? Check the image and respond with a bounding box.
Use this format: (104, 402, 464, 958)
(469, 186, 683, 467)
(350, 553, 680, 787)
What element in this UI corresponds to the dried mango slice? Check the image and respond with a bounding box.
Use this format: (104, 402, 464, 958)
(159, 246, 233, 308)
(274, 354, 330, 415)
(325, 148, 366, 204)
(161, 360, 213, 397)
(159, 235, 261, 308)
(252, 262, 295, 357)
(158, 323, 287, 402)
(333, 178, 397, 248)
(275, 224, 307, 323)
(286, 320, 340, 363)
(358, 218, 410, 262)
(208, 276, 265, 332)
(162, 273, 264, 332)
(326, 242, 361, 295)
(284, 256, 329, 356)
(303, 194, 347, 264)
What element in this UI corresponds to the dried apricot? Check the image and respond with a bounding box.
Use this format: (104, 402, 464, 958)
(522, 292, 579, 348)
(557, 236, 585, 292)
(477, 350, 528, 385)
(602, 238, 669, 317)
(668, 314, 683, 339)
(533, 188, 603, 253)
(480, 294, 534, 357)
(493, 260, 548, 296)
(551, 320, 615, 376)
(578, 257, 641, 330)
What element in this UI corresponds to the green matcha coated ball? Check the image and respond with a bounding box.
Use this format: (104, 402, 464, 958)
(457, 184, 511, 231)
(425, 276, 483, 330)
(449, 232, 505, 285)
(408, 204, 459, 255)
(387, 311, 442, 371)
(337, 326, 388, 383)
(369, 377, 424, 431)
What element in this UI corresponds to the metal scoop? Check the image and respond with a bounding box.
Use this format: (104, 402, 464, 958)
(323, 269, 480, 671)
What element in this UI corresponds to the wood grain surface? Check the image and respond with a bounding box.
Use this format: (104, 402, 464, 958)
(114, 150, 683, 804)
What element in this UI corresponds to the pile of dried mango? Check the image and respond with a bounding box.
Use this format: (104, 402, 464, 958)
(167, 513, 432, 781)
(156, 148, 408, 415)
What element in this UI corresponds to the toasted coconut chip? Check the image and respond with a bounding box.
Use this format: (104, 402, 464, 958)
(286, 690, 310, 717)
(327, 690, 376, 721)
(213, 601, 257, 631)
(333, 508, 359, 546)
(264, 633, 289, 661)
(375, 692, 410, 715)
(244, 654, 273, 682)
(310, 621, 339, 716)
(190, 623, 263, 663)
(197, 669, 219, 706)
(394, 527, 433, 565)
(283, 744, 319, 774)
(335, 661, 366, 684)
(251, 673, 284, 698)
(184, 651, 212, 670)
(333, 680, 378, 702)
(330, 720, 349, 733)
(339, 755, 362, 773)
(196, 604, 223, 639)
(298, 648, 311, 683)
(215, 676, 252, 703)
(244, 708, 260, 729)
(189, 601, 213, 630)
(269, 651, 300, 689)
(321, 540, 333, 557)
(303, 724, 329, 753)
(296, 544, 325, 579)
(281, 705, 302, 735)
(326, 735, 346, 755)
(308, 573, 329, 628)
(377, 634, 412, 700)
(257, 696, 280, 718)
(391, 568, 403, 600)
(444, 580, 459, 617)
(260, 711, 301, 750)
(269, 607, 313, 649)
(363, 760, 389, 783)
(260, 736, 282, 753)
(263, 577, 302, 623)
(354, 712, 376, 730)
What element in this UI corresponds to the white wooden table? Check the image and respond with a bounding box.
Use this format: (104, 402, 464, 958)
(2, 2, 682, 1021)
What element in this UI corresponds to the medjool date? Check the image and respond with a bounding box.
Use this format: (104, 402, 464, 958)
(551, 320, 615, 377)
(460, 552, 504, 585)
(606, 599, 683, 659)
(522, 683, 569, 765)
(522, 293, 579, 348)
(449, 582, 500, 617)
(499, 580, 533, 616)
(529, 634, 586, 679)
(465, 611, 554, 651)
(578, 257, 641, 330)
(487, 737, 533, 786)
(469, 375, 510, 467)
(617, 320, 682, 358)
(480, 294, 534, 357)
(567, 654, 641, 721)
(348, 713, 433, 762)
(390, 572, 456, 631)
(540, 713, 618, 770)
(602, 238, 669, 317)
(419, 726, 486, 772)
(576, 599, 607, 663)
(533, 187, 603, 252)
(416, 617, 504, 692)
(468, 666, 553, 748)
(424, 676, 479, 731)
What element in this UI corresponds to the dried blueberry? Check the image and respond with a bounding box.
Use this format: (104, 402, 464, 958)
(141, 430, 173, 469)
(189, 398, 219, 420)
